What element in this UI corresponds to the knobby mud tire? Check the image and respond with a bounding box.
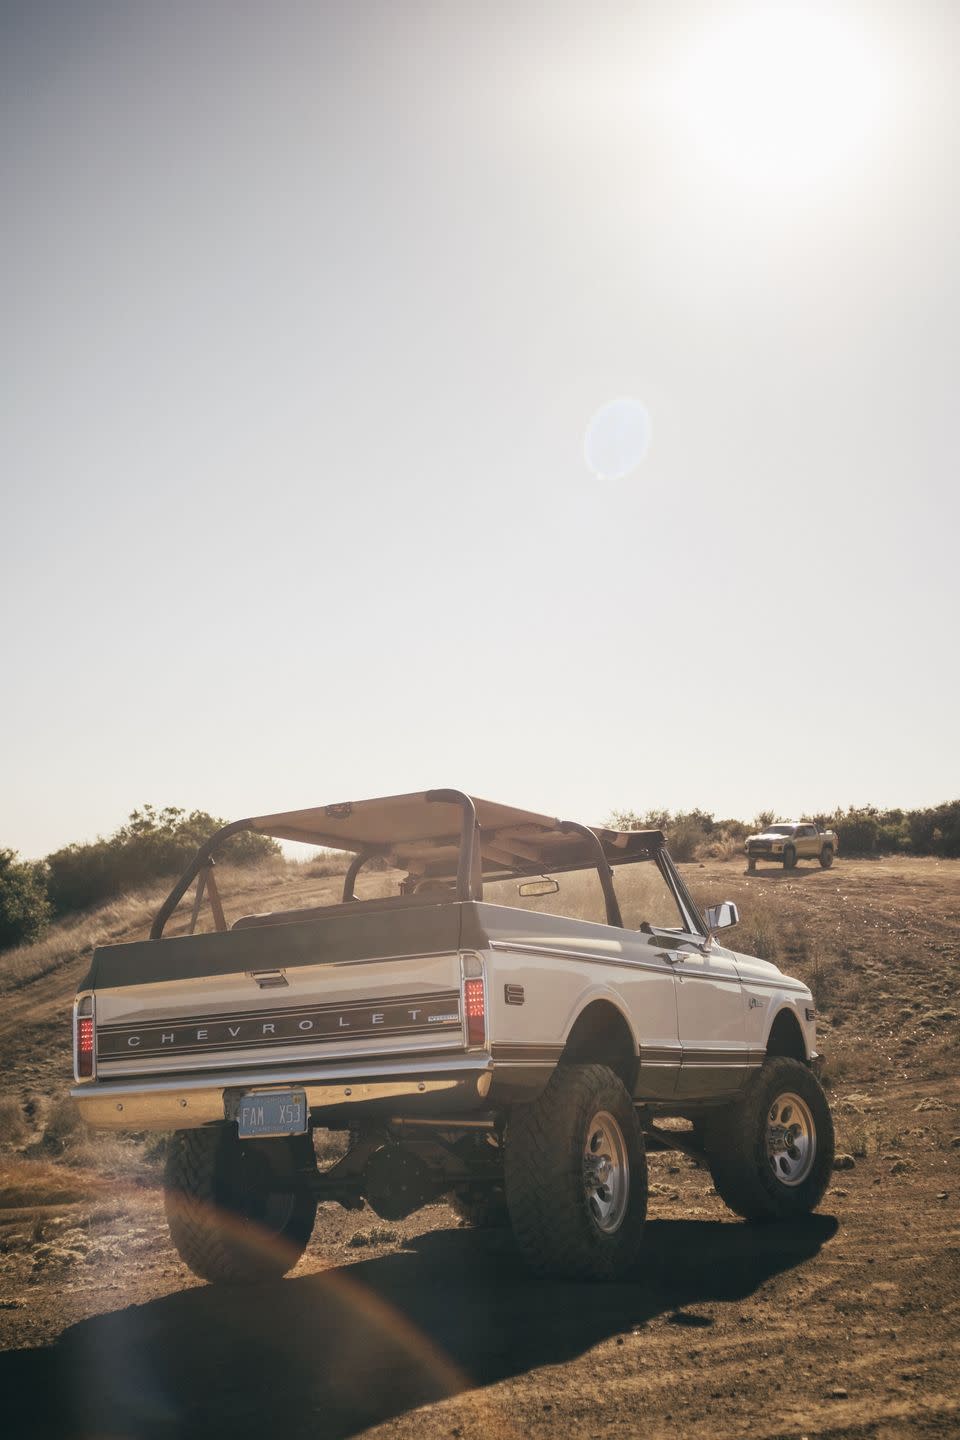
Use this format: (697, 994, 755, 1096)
(819, 846, 834, 869)
(504, 1063, 647, 1280)
(704, 1057, 834, 1221)
(164, 1127, 317, 1284)
(783, 846, 798, 870)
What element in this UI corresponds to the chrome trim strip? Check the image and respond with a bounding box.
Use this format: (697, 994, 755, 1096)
(669, 967, 742, 985)
(490, 1043, 564, 1061)
(736, 977, 809, 994)
(329, 949, 455, 969)
(488, 939, 672, 974)
(679, 1059, 763, 1068)
(489, 1059, 556, 1069)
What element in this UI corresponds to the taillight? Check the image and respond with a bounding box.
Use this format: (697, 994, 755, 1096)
(75, 996, 94, 1079)
(464, 978, 486, 1048)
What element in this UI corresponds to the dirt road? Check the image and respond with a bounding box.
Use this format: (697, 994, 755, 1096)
(1, 857, 959, 1438)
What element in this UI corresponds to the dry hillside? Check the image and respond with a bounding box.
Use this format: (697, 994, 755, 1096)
(0, 854, 958, 1439)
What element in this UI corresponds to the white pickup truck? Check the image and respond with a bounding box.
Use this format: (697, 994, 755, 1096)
(71, 790, 833, 1281)
(745, 822, 839, 872)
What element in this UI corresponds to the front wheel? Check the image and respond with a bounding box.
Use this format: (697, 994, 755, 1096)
(704, 1057, 834, 1221)
(783, 845, 797, 870)
(164, 1127, 317, 1284)
(504, 1063, 647, 1279)
(747, 857, 757, 873)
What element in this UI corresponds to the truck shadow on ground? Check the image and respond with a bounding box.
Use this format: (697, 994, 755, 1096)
(4, 1214, 837, 1440)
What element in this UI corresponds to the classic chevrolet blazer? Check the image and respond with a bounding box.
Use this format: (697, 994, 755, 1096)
(72, 789, 833, 1281)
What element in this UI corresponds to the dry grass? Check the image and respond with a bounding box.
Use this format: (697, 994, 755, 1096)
(0, 891, 167, 995)
(304, 850, 351, 879)
(21, 1091, 164, 1178)
(0, 1156, 105, 1209)
(0, 1097, 28, 1146)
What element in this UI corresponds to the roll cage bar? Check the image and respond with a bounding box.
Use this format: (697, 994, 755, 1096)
(149, 789, 706, 941)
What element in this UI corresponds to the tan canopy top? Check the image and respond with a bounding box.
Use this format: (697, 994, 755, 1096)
(240, 790, 663, 878)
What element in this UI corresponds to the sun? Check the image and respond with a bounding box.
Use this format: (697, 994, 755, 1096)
(666, 4, 893, 191)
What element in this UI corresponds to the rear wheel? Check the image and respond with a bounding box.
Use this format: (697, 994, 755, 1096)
(819, 846, 834, 869)
(704, 1057, 834, 1220)
(164, 1126, 317, 1284)
(504, 1063, 647, 1279)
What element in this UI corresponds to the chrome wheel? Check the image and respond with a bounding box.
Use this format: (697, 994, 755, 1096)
(583, 1109, 629, 1233)
(765, 1091, 816, 1186)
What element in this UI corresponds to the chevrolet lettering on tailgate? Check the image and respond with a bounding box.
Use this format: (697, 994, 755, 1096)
(97, 991, 463, 1059)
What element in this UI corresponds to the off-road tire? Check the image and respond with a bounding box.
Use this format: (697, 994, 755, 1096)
(704, 1057, 834, 1221)
(747, 857, 757, 873)
(164, 1126, 317, 1284)
(449, 1185, 510, 1228)
(504, 1063, 647, 1279)
(783, 845, 797, 870)
(819, 846, 834, 869)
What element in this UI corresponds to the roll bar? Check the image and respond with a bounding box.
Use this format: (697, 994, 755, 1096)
(559, 819, 623, 927)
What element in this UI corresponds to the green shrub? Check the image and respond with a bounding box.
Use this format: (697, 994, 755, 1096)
(46, 805, 279, 917)
(0, 849, 51, 952)
(908, 801, 960, 858)
(667, 814, 705, 862)
(835, 808, 880, 856)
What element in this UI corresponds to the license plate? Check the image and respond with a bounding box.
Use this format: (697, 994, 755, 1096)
(237, 1089, 307, 1138)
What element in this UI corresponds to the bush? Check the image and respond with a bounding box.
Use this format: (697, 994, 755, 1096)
(908, 801, 960, 858)
(0, 849, 51, 952)
(46, 805, 279, 917)
(831, 808, 880, 857)
(667, 814, 704, 862)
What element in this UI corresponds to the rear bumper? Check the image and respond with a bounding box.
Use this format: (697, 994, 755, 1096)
(71, 1054, 497, 1132)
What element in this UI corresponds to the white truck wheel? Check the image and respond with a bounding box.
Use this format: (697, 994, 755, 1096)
(704, 1057, 834, 1221)
(504, 1063, 647, 1279)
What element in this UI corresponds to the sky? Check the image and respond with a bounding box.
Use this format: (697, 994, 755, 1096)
(2, 0, 959, 861)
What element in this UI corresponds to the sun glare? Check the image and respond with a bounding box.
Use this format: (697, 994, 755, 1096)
(667, 4, 893, 190)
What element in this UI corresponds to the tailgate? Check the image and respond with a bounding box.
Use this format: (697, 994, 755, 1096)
(86, 903, 466, 1080)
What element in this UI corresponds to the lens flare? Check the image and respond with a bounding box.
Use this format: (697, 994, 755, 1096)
(584, 398, 652, 480)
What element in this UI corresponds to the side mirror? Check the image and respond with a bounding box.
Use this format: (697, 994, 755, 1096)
(705, 900, 739, 932)
(518, 877, 560, 898)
